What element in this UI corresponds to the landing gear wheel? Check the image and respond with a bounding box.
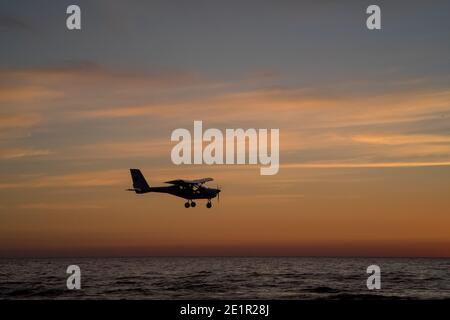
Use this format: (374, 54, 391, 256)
(191, 201, 196, 208)
(206, 202, 212, 208)
(184, 202, 190, 208)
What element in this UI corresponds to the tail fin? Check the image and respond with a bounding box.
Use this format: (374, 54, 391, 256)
(129, 169, 151, 193)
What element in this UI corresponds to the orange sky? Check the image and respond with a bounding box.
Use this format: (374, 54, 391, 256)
(1, 1, 450, 257)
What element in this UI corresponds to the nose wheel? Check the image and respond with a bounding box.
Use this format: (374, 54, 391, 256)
(206, 201, 212, 208)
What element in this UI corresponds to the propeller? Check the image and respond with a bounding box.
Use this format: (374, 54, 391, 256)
(217, 184, 221, 203)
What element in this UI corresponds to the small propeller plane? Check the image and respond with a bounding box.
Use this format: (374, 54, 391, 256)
(127, 169, 221, 208)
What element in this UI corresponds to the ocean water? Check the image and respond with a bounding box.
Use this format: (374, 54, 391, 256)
(0, 257, 449, 300)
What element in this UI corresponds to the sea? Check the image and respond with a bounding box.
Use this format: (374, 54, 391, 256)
(0, 257, 449, 300)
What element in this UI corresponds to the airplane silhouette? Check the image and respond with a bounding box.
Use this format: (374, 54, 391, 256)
(127, 169, 221, 208)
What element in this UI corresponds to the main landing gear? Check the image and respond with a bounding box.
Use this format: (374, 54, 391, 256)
(206, 201, 212, 209)
(184, 200, 197, 208)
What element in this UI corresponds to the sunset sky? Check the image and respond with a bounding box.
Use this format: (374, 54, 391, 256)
(1, 1, 450, 257)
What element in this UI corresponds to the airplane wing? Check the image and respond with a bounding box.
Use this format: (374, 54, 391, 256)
(165, 178, 213, 185)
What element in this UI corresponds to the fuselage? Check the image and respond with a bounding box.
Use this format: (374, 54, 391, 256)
(138, 185, 220, 200)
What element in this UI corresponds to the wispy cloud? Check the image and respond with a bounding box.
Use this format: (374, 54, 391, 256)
(352, 134, 450, 145)
(0, 15, 31, 30)
(75, 105, 169, 119)
(0, 62, 204, 95)
(60, 140, 171, 160)
(283, 161, 450, 169)
(0, 85, 62, 103)
(0, 114, 40, 129)
(18, 203, 104, 210)
(0, 148, 51, 160)
(68, 86, 450, 132)
(0, 169, 126, 189)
